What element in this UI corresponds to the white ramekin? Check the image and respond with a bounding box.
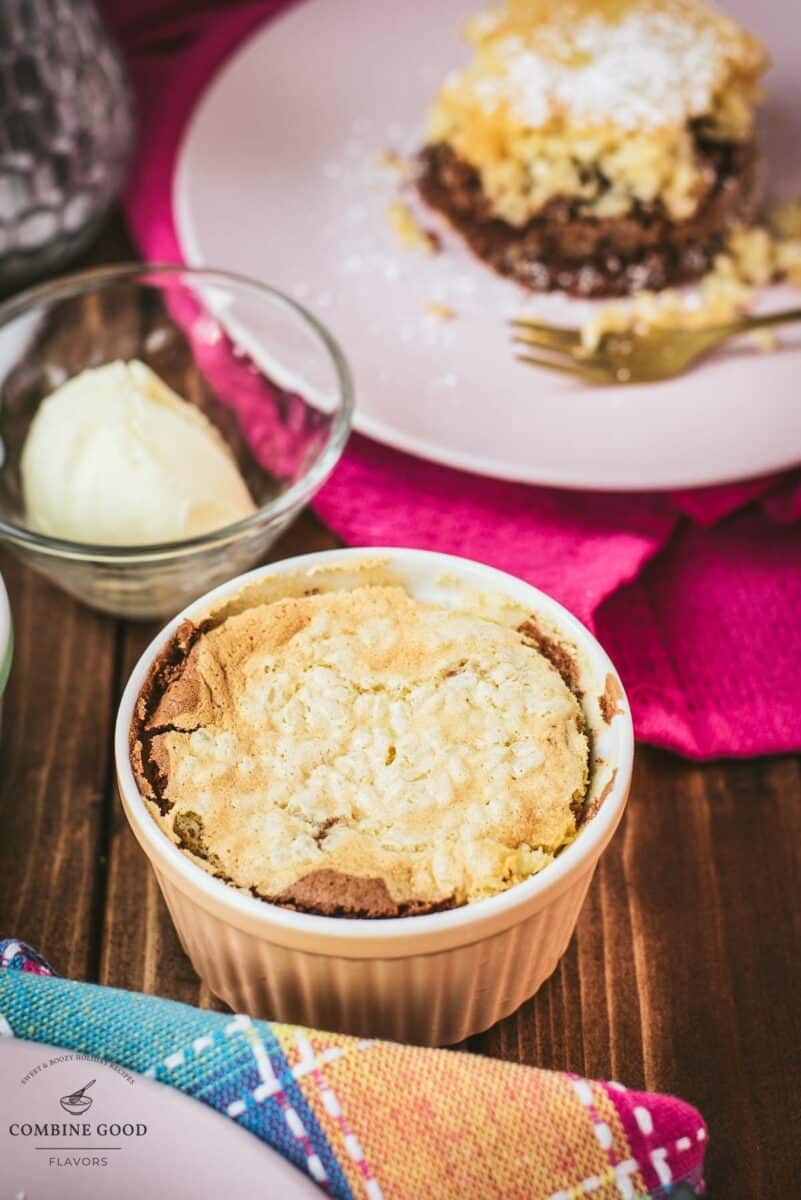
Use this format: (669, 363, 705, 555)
(115, 549, 633, 1045)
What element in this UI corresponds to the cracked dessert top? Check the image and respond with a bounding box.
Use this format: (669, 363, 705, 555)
(425, 0, 767, 223)
(131, 583, 589, 917)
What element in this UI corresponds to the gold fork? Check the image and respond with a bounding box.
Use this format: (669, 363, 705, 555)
(511, 306, 801, 384)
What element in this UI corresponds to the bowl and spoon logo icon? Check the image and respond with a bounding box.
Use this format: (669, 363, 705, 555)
(59, 1079, 95, 1116)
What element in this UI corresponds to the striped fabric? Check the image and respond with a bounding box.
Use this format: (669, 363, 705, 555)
(0, 940, 704, 1199)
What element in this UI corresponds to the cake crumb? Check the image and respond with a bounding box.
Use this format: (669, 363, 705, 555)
(749, 328, 778, 352)
(380, 150, 413, 178)
(579, 207, 801, 352)
(768, 199, 801, 239)
(388, 200, 440, 254)
(775, 237, 801, 286)
(425, 301, 456, 321)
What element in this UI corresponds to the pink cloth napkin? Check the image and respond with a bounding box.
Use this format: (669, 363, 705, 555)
(103, 0, 801, 759)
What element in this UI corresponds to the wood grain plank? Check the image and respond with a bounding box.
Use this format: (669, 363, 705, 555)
(702, 754, 801, 1198)
(466, 749, 801, 1199)
(0, 551, 116, 980)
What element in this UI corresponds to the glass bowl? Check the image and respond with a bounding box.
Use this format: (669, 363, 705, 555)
(0, 264, 353, 618)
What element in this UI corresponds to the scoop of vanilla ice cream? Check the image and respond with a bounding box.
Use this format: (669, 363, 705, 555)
(21, 359, 257, 546)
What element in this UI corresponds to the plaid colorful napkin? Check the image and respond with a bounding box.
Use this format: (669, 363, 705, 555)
(1, 940, 705, 1199)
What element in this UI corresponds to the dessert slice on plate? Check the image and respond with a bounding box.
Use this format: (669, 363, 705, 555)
(418, 0, 768, 296)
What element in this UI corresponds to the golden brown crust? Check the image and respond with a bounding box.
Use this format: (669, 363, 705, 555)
(585, 768, 618, 823)
(130, 618, 209, 808)
(130, 584, 590, 917)
(517, 617, 581, 693)
(600, 673, 626, 724)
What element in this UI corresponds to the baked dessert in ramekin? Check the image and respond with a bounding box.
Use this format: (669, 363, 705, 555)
(418, 0, 768, 296)
(116, 550, 633, 1044)
(131, 579, 591, 918)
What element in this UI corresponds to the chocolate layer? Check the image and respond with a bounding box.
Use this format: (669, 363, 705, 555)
(417, 134, 759, 297)
(274, 869, 449, 919)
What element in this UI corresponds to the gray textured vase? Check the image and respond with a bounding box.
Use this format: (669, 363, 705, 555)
(0, 0, 134, 291)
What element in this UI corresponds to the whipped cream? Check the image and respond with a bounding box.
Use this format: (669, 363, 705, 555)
(21, 360, 256, 546)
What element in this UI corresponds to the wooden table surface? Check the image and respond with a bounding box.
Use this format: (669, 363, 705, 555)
(0, 225, 799, 1199)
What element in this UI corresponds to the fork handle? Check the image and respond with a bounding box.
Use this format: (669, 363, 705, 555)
(725, 306, 801, 335)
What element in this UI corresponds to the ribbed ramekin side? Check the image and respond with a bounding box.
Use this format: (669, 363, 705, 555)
(154, 868, 595, 1045)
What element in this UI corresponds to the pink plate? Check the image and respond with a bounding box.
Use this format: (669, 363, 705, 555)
(175, 0, 801, 489)
(0, 1039, 320, 1199)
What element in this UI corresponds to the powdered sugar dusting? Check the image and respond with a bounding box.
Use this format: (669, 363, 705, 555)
(294, 117, 539, 372)
(502, 12, 726, 128)
(293, 114, 595, 405)
(477, 8, 738, 129)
